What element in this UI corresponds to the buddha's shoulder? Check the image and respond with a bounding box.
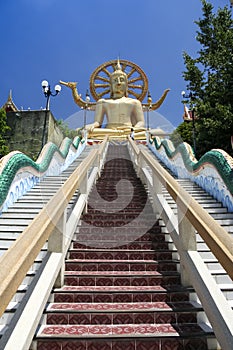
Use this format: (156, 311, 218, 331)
(96, 98, 106, 103)
(96, 97, 141, 105)
(96, 98, 113, 105)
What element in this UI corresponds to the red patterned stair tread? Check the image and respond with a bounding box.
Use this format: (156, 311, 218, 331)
(55, 285, 167, 292)
(38, 323, 210, 338)
(65, 259, 158, 263)
(69, 248, 155, 252)
(47, 301, 200, 312)
(65, 270, 163, 276)
(79, 222, 156, 228)
(38, 323, 179, 337)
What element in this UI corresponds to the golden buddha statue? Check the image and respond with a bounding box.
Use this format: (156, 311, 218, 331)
(60, 59, 170, 140)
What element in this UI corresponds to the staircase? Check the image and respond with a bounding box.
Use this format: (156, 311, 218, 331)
(163, 179, 233, 310)
(142, 144, 233, 309)
(0, 146, 95, 341)
(34, 144, 215, 350)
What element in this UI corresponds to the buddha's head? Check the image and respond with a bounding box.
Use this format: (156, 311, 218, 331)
(110, 60, 128, 99)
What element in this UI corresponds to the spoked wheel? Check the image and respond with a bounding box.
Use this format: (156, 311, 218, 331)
(90, 59, 148, 101)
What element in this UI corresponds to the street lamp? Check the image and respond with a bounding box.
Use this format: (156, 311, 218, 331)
(147, 91, 152, 130)
(83, 89, 90, 128)
(40, 80, 61, 149)
(41, 80, 61, 110)
(181, 90, 197, 154)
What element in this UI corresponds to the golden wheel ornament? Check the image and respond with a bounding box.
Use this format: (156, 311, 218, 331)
(90, 59, 148, 102)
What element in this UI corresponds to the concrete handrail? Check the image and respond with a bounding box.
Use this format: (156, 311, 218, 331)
(0, 139, 108, 318)
(127, 135, 140, 155)
(140, 149, 233, 280)
(98, 135, 108, 154)
(131, 145, 233, 349)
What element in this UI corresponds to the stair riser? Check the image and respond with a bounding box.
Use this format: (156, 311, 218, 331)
(76, 228, 157, 235)
(85, 205, 151, 210)
(53, 292, 190, 303)
(36, 338, 209, 350)
(72, 242, 153, 249)
(64, 276, 180, 287)
(82, 214, 156, 221)
(74, 231, 163, 241)
(70, 243, 170, 251)
(74, 229, 166, 243)
(65, 262, 178, 272)
(37, 337, 208, 350)
(68, 251, 174, 260)
(46, 311, 197, 325)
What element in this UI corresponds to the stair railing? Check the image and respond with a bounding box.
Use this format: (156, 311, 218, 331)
(0, 136, 108, 350)
(127, 137, 233, 350)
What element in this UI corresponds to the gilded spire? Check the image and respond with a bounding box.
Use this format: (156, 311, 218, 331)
(111, 59, 127, 79)
(2, 90, 18, 112)
(115, 58, 122, 71)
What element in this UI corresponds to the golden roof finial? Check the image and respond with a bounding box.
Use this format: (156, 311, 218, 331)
(2, 90, 18, 112)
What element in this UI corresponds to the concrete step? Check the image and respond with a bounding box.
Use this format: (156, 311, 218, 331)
(43, 300, 203, 325)
(36, 322, 214, 349)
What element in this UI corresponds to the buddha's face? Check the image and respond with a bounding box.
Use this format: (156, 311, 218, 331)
(110, 73, 127, 98)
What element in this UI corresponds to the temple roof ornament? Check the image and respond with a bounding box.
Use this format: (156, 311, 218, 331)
(1, 90, 18, 112)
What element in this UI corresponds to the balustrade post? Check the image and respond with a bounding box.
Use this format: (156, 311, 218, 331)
(136, 152, 141, 178)
(80, 172, 88, 213)
(97, 153, 101, 177)
(137, 152, 147, 185)
(128, 144, 136, 173)
(97, 150, 104, 178)
(151, 172, 162, 217)
(48, 209, 67, 288)
(177, 207, 197, 286)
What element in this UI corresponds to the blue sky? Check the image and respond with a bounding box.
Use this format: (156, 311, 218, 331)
(0, 0, 231, 131)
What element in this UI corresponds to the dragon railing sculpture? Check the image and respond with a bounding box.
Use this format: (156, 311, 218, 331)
(148, 136, 233, 212)
(0, 136, 84, 213)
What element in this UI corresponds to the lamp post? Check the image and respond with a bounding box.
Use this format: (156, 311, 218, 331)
(83, 89, 90, 128)
(181, 90, 197, 154)
(147, 91, 152, 130)
(41, 80, 61, 149)
(41, 80, 61, 110)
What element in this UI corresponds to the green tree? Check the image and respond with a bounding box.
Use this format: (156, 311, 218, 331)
(170, 121, 193, 147)
(0, 109, 10, 157)
(182, 0, 233, 158)
(56, 119, 79, 139)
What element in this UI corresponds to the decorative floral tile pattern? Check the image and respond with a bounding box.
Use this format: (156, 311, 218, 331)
(39, 323, 178, 337)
